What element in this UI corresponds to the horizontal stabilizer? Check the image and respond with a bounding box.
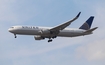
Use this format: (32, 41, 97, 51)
(84, 27, 98, 33)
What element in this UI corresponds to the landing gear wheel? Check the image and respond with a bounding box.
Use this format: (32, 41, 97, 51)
(15, 36, 17, 38)
(48, 39, 52, 42)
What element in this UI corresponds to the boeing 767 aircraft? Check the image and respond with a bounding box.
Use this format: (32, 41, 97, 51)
(8, 12, 98, 42)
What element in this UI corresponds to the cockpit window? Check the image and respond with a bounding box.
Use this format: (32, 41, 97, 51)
(11, 27, 14, 28)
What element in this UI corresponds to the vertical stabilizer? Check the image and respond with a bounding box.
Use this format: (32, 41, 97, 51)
(79, 16, 94, 30)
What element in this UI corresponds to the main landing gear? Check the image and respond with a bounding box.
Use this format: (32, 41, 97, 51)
(48, 39, 52, 42)
(48, 36, 57, 42)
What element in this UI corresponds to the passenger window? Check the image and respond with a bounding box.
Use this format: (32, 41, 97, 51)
(33, 27, 35, 29)
(22, 26, 24, 28)
(36, 27, 39, 29)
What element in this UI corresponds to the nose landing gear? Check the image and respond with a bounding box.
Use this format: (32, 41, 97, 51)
(14, 34, 17, 38)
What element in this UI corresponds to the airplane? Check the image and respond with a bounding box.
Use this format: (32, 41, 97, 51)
(8, 12, 98, 42)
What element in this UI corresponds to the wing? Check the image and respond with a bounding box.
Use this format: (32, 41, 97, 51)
(50, 12, 81, 31)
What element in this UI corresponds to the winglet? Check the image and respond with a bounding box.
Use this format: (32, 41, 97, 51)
(76, 12, 81, 18)
(70, 12, 81, 22)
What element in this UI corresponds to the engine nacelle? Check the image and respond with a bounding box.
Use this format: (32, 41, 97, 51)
(34, 36, 45, 40)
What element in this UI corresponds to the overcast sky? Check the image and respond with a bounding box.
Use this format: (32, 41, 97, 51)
(0, 0, 105, 65)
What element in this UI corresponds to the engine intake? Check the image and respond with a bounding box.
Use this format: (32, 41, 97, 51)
(34, 36, 45, 40)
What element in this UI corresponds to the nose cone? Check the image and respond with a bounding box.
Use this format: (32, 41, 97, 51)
(8, 28, 13, 33)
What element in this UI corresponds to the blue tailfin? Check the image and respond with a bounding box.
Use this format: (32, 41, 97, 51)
(79, 16, 94, 30)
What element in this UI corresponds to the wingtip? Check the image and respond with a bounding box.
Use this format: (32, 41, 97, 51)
(95, 27, 98, 29)
(90, 16, 94, 18)
(79, 12, 81, 14)
(76, 12, 81, 17)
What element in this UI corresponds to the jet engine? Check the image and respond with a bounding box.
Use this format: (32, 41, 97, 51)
(34, 35, 45, 40)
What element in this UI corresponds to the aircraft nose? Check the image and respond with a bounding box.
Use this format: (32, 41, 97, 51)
(8, 28, 13, 32)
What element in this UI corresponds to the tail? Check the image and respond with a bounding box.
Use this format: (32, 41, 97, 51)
(79, 16, 94, 30)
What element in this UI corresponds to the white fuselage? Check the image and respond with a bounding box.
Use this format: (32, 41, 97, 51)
(8, 26, 91, 37)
